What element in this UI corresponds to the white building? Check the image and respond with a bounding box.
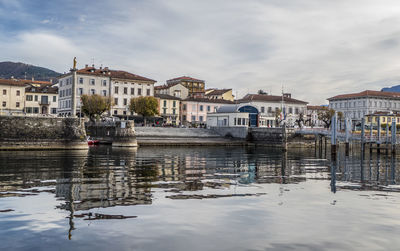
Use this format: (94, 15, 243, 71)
(25, 83, 58, 116)
(154, 82, 189, 99)
(328, 90, 400, 125)
(207, 106, 249, 127)
(58, 65, 156, 117)
(236, 93, 308, 127)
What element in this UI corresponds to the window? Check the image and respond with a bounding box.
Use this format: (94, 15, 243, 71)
(16, 90, 20, 96)
(2, 101, 6, 107)
(163, 100, 167, 107)
(268, 107, 272, 113)
(199, 116, 203, 122)
(102, 90, 107, 96)
(90, 79, 95, 85)
(33, 107, 39, 113)
(234, 118, 237, 125)
(124, 87, 128, 94)
(183, 115, 187, 121)
(16, 102, 20, 107)
(34, 95, 38, 101)
(114, 110, 118, 115)
(138, 88, 142, 96)
(2, 90, 6, 95)
(163, 108, 167, 114)
(26, 107, 32, 113)
(383, 117, 386, 122)
(114, 98, 118, 106)
(115, 86, 119, 94)
(261, 107, 265, 113)
(191, 115, 196, 121)
(200, 105, 203, 111)
(102, 80, 107, 86)
(289, 107, 293, 114)
(123, 111, 127, 115)
(26, 95, 33, 101)
(295, 108, 299, 114)
(90, 89, 95, 95)
(78, 88, 83, 95)
(131, 88, 135, 95)
(79, 78, 83, 84)
(183, 104, 187, 111)
(172, 109, 176, 115)
(146, 89, 150, 96)
(123, 98, 127, 105)
(207, 106, 210, 112)
(173, 101, 176, 107)
(51, 108, 57, 114)
(66, 79, 70, 85)
(53, 96, 56, 102)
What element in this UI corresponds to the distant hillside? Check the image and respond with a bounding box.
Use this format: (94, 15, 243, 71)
(0, 61, 61, 82)
(381, 85, 400, 92)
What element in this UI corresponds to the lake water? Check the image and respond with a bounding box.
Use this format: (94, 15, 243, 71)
(1, 146, 400, 251)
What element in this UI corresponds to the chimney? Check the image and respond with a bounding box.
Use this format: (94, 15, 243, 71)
(32, 77, 34, 81)
(105, 67, 109, 71)
(85, 64, 88, 68)
(92, 64, 95, 67)
(283, 93, 291, 98)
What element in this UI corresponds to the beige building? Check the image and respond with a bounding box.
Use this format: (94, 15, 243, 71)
(155, 94, 181, 125)
(58, 65, 156, 117)
(166, 76, 205, 98)
(25, 83, 58, 115)
(154, 82, 189, 99)
(205, 88, 234, 101)
(0, 78, 26, 115)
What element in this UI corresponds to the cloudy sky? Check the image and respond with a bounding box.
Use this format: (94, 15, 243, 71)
(1, 0, 400, 104)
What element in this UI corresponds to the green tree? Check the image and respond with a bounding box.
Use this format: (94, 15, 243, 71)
(318, 108, 343, 128)
(81, 94, 112, 122)
(129, 96, 159, 125)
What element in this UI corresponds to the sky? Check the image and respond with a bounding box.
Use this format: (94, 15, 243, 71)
(1, 0, 400, 104)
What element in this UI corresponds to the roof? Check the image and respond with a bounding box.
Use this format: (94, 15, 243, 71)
(167, 76, 204, 83)
(154, 82, 187, 90)
(182, 97, 235, 104)
(205, 89, 232, 96)
(238, 94, 308, 105)
(0, 78, 52, 87)
(328, 90, 400, 100)
(307, 105, 326, 110)
(61, 66, 156, 82)
(154, 94, 181, 100)
(25, 84, 58, 94)
(216, 105, 239, 113)
(366, 111, 400, 116)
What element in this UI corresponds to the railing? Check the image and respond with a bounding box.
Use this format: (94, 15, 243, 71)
(38, 100, 51, 105)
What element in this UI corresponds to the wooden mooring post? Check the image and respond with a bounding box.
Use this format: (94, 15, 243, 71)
(392, 120, 396, 154)
(377, 118, 381, 153)
(361, 118, 366, 153)
(331, 114, 337, 157)
(386, 122, 390, 154)
(370, 121, 373, 154)
(345, 118, 350, 156)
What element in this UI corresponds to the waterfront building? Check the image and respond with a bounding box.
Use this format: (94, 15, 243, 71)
(328, 90, 400, 125)
(154, 82, 189, 99)
(58, 65, 155, 117)
(155, 94, 181, 125)
(205, 88, 234, 101)
(365, 111, 400, 126)
(236, 93, 308, 127)
(0, 78, 27, 115)
(25, 82, 58, 116)
(206, 106, 250, 127)
(166, 76, 205, 98)
(180, 98, 235, 126)
(306, 105, 326, 127)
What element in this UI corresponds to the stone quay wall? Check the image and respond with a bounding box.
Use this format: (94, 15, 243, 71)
(209, 127, 249, 139)
(85, 121, 137, 147)
(0, 116, 88, 150)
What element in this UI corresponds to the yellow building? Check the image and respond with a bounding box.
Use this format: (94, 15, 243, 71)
(0, 78, 28, 115)
(155, 94, 181, 125)
(25, 83, 58, 115)
(205, 88, 234, 101)
(365, 112, 400, 125)
(166, 76, 205, 98)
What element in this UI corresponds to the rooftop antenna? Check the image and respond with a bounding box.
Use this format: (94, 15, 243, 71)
(24, 72, 27, 80)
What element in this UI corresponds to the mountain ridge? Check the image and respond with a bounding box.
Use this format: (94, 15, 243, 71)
(0, 61, 61, 82)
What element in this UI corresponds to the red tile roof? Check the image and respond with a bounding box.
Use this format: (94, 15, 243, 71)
(63, 67, 156, 82)
(154, 94, 181, 100)
(328, 90, 400, 100)
(0, 78, 52, 87)
(182, 97, 235, 104)
(307, 105, 326, 110)
(238, 94, 308, 105)
(167, 76, 204, 83)
(205, 89, 232, 96)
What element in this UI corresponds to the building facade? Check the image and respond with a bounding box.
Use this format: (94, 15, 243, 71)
(236, 93, 308, 127)
(306, 105, 326, 127)
(328, 90, 400, 125)
(155, 94, 181, 125)
(25, 83, 58, 116)
(0, 78, 27, 115)
(166, 76, 205, 98)
(57, 65, 155, 117)
(154, 83, 189, 99)
(180, 98, 235, 126)
(205, 89, 234, 101)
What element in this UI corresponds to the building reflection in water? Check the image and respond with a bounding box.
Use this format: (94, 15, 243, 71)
(1, 146, 400, 239)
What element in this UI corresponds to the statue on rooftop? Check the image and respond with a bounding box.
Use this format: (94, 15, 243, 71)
(73, 57, 77, 69)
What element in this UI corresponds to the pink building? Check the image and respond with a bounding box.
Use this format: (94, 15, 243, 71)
(181, 98, 235, 125)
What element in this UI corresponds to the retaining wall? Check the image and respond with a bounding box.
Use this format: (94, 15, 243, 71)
(85, 121, 137, 147)
(209, 126, 249, 139)
(0, 116, 88, 150)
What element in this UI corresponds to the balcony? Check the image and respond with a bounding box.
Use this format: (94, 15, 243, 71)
(38, 100, 51, 105)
